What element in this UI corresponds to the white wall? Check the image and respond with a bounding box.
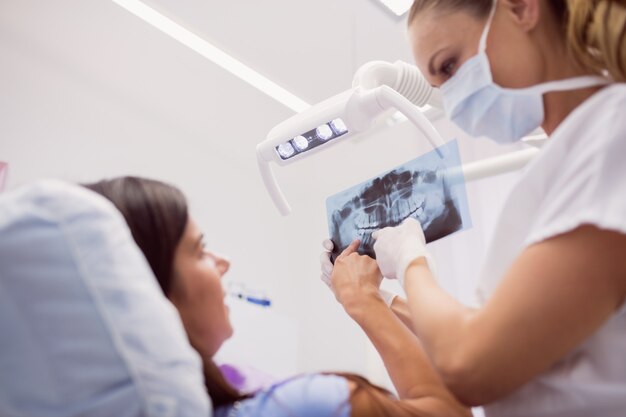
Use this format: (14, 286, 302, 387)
(0, 0, 525, 398)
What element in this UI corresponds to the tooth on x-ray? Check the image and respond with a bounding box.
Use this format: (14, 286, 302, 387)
(326, 140, 472, 261)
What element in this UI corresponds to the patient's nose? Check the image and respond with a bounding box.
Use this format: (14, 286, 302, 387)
(214, 255, 230, 277)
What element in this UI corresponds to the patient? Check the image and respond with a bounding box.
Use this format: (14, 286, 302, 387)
(84, 176, 470, 417)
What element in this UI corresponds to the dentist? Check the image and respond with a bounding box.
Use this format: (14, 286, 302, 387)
(324, 0, 626, 416)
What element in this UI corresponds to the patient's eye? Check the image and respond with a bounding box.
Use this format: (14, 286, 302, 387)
(197, 237, 208, 258)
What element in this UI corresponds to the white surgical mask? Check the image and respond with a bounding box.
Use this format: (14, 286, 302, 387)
(440, 0, 608, 144)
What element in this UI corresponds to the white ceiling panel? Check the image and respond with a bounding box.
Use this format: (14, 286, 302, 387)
(144, 0, 415, 105)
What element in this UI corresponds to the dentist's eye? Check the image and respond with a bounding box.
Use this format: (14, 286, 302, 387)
(439, 58, 457, 78)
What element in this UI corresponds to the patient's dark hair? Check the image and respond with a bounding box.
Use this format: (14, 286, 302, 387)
(85, 176, 469, 417)
(84, 177, 186, 294)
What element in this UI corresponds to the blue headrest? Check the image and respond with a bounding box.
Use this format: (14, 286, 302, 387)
(0, 180, 211, 417)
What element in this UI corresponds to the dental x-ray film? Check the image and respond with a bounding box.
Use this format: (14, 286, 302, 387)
(326, 140, 471, 262)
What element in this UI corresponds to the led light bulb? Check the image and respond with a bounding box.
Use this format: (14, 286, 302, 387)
(276, 142, 295, 159)
(316, 124, 333, 141)
(330, 118, 348, 134)
(292, 135, 309, 151)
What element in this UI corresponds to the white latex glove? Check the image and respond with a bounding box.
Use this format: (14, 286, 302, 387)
(320, 239, 397, 307)
(372, 218, 436, 287)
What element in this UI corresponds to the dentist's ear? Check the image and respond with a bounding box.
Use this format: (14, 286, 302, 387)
(503, 0, 541, 32)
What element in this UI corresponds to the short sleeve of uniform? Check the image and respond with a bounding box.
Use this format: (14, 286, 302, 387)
(524, 95, 626, 247)
(215, 374, 351, 417)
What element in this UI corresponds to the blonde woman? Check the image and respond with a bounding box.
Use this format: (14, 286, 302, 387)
(325, 1, 626, 416)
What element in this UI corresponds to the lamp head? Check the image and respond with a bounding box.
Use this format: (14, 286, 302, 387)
(258, 90, 355, 167)
(257, 61, 440, 215)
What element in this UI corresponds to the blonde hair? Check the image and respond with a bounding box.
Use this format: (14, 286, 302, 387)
(408, 0, 626, 81)
(566, 0, 626, 81)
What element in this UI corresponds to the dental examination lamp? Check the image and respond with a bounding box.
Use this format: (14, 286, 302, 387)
(257, 60, 444, 215)
(257, 60, 539, 215)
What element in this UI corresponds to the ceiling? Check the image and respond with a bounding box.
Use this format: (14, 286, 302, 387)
(145, 0, 416, 107)
(0, 0, 419, 161)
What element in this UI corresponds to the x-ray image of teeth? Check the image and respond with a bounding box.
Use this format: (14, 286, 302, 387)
(326, 140, 472, 262)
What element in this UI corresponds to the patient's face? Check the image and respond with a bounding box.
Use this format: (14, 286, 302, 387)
(170, 217, 233, 358)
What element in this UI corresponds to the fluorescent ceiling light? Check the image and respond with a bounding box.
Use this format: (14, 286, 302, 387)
(377, 0, 413, 16)
(111, 0, 311, 112)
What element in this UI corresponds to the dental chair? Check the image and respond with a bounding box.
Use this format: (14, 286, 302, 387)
(0, 180, 211, 417)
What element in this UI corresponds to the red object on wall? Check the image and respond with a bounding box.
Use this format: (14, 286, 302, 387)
(0, 162, 7, 192)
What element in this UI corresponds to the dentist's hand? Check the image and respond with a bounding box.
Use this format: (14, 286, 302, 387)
(330, 240, 384, 317)
(320, 239, 397, 307)
(372, 218, 435, 286)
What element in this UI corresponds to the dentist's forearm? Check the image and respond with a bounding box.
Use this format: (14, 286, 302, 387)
(389, 296, 416, 332)
(346, 296, 450, 400)
(403, 259, 476, 385)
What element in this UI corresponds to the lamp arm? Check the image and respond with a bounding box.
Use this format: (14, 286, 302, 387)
(256, 151, 291, 215)
(374, 85, 445, 152)
(353, 60, 441, 108)
(461, 148, 539, 182)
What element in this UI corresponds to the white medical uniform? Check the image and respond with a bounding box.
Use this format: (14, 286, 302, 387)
(476, 83, 626, 417)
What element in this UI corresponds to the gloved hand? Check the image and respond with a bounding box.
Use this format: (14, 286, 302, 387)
(320, 239, 397, 307)
(372, 218, 436, 287)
